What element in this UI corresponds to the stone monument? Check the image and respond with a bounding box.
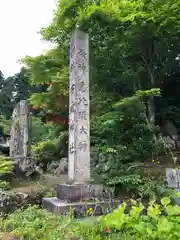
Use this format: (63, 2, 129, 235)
(68, 28, 90, 183)
(42, 29, 119, 216)
(10, 100, 34, 176)
(166, 168, 180, 192)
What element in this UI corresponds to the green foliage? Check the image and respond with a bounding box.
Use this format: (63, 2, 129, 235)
(0, 155, 13, 190)
(0, 68, 41, 118)
(0, 205, 72, 240)
(23, 47, 69, 115)
(0, 156, 12, 175)
(1, 197, 180, 240)
(31, 129, 68, 169)
(31, 116, 59, 144)
(114, 89, 161, 108)
(97, 197, 180, 240)
(91, 103, 155, 188)
(0, 115, 10, 135)
(76, 197, 180, 240)
(32, 140, 59, 170)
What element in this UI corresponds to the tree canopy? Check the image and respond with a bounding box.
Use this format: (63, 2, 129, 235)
(22, 0, 180, 119)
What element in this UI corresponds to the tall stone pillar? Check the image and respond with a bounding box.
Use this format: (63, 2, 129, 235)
(68, 29, 90, 183)
(42, 29, 119, 216)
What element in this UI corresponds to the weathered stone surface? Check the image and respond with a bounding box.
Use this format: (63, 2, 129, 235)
(10, 100, 35, 176)
(166, 168, 177, 188)
(57, 183, 90, 202)
(10, 100, 31, 158)
(47, 158, 68, 176)
(56, 183, 115, 203)
(176, 169, 180, 192)
(13, 156, 36, 177)
(166, 168, 179, 189)
(0, 185, 55, 217)
(68, 29, 90, 183)
(0, 191, 10, 213)
(87, 184, 115, 200)
(42, 197, 120, 217)
(166, 168, 180, 199)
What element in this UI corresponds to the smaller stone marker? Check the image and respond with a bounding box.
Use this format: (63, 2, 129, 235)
(10, 100, 33, 176)
(166, 168, 180, 191)
(10, 100, 31, 158)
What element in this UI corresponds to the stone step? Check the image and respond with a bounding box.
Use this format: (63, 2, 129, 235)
(42, 197, 120, 217)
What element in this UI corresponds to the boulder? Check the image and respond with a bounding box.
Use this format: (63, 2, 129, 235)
(88, 184, 115, 200)
(47, 157, 68, 176)
(13, 157, 37, 177)
(0, 184, 55, 217)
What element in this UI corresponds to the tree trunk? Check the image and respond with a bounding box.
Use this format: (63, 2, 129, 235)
(141, 56, 156, 128)
(147, 95, 155, 127)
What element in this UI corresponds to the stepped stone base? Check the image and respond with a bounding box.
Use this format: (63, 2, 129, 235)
(42, 197, 120, 217)
(56, 183, 89, 202)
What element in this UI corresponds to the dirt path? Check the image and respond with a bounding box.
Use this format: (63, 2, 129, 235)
(0, 232, 14, 240)
(10, 174, 68, 194)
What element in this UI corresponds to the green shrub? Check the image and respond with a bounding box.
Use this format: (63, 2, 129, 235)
(1, 196, 180, 240)
(0, 155, 13, 190)
(96, 196, 180, 240)
(75, 195, 180, 240)
(31, 116, 59, 144)
(0, 115, 10, 135)
(0, 205, 73, 240)
(32, 140, 58, 170)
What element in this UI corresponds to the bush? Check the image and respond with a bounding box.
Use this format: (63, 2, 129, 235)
(0, 155, 13, 190)
(1, 196, 180, 240)
(90, 105, 155, 190)
(31, 116, 59, 144)
(0, 205, 73, 240)
(95, 195, 180, 240)
(32, 140, 59, 170)
(0, 115, 10, 136)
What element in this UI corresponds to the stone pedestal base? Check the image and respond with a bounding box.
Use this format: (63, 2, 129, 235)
(42, 197, 120, 217)
(56, 183, 89, 202)
(43, 183, 120, 217)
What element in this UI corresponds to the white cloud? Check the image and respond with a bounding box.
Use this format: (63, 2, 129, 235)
(0, 0, 56, 78)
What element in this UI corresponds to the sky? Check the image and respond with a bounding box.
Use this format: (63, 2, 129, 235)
(0, 0, 57, 78)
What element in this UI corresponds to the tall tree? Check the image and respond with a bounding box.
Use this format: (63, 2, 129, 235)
(23, 0, 180, 121)
(0, 68, 43, 118)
